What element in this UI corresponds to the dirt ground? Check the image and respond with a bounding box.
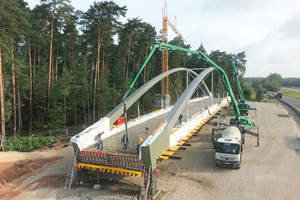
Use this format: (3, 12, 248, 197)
(1, 102, 300, 200)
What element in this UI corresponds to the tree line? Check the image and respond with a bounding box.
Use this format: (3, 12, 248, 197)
(0, 0, 249, 142)
(245, 76, 300, 89)
(250, 73, 283, 92)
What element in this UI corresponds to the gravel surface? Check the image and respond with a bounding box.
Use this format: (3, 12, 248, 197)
(157, 102, 300, 200)
(1, 101, 300, 200)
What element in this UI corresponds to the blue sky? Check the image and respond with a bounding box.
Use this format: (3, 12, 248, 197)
(27, 0, 300, 78)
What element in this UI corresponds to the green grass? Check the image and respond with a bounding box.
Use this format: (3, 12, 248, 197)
(281, 88, 300, 100)
(248, 93, 257, 101)
(247, 93, 275, 103)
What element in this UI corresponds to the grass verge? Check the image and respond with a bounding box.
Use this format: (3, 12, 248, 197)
(281, 88, 300, 100)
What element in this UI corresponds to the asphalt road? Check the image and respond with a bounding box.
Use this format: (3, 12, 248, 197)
(282, 86, 300, 93)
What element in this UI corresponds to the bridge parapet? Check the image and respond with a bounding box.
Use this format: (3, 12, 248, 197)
(79, 150, 144, 171)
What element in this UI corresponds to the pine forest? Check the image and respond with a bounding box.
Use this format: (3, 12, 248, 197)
(0, 0, 248, 140)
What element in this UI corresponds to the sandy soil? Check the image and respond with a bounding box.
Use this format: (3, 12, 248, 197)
(0, 142, 73, 200)
(0, 102, 300, 200)
(157, 102, 300, 200)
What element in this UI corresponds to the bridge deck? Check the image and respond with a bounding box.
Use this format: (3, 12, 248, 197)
(86, 97, 220, 155)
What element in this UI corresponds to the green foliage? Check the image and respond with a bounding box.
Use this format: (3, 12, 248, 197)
(281, 89, 300, 100)
(243, 83, 253, 100)
(256, 84, 264, 101)
(249, 73, 283, 92)
(283, 78, 300, 87)
(31, 137, 42, 149)
(263, 73, 283, 91)
(4, 135, 64, 152)
(0, 0, 255, 138)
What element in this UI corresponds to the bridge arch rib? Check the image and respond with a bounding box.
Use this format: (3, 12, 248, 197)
(71, 67, 212, 150)
(107, 67, 209, 126)
(141, 67, 214, 169)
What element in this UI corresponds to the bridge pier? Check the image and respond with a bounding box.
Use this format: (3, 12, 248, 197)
(142, 167, 159, 199)
(154, 94, 170, 110)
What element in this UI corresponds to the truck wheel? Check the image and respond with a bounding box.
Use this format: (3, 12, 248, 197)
(215, 161, 220, 167)
(236, 163, 241, 169)
(242, 138, 245, 144)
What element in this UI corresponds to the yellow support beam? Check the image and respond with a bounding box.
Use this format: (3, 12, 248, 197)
(74, 163, 143, 178)
(160, 156, 169, 159)
(163, 151, 174, 156)
(183, 137, 189, 141)
(168, 146, 180, 151)
(187, 133, 194, 137)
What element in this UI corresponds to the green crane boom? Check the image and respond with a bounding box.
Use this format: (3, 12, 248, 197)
(224, 59, 245, 103)
(224, 59, 249, 116)
(122, 42, 241, 117)
(156, 43, 241, 117)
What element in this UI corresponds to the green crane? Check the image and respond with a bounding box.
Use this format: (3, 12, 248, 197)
(224, 59, 249, 116)
(123, 42, 254, 128)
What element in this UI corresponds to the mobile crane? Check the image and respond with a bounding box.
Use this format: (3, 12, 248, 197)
(224, 59, 249, 116)
(124, 42, 259, 170)
(124, 43, 256, 128)
(151, 43, 259, 169)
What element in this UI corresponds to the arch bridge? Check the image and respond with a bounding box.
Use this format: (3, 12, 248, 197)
(65, 43, 232, 195)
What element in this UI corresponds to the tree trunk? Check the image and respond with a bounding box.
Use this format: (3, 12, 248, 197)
(83, 41, 90, 125)
(11, 38, 16, 136)
(33, 44, 36, 66)
(102, 54, 105, 115)
(68, 42, 70, 67)
(83, 104, 86, 125)
(84, 68, 90, 125)
(74, 106, 77, 126)
(85, 41, 88, 56)
(125, 32, 133, 82)
(143, 48, 148, 112)
(34, 45, 38, 123)
(95, 25, 102, 122)
(93, 59, 97, 123)
(18, 86, 22, 136)
(71, 43, 75, 73)
(0, 47, 5, 150)
(90, 52, 94, 85)
(47, 3, 56, 124)
(96, 36, 102, 120)
(37, 45, 40, 67)
(28, 40, 32, 134)
(55, 49, 58, 82)
(144, 47, 148, 85)
(52, 51, 55, 81)
(64, 96, 66, 128)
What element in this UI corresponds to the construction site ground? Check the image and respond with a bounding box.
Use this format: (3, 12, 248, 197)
(1, 101, 300, 200)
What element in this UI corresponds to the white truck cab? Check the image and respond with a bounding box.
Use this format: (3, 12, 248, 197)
(215, 126, 242, 169)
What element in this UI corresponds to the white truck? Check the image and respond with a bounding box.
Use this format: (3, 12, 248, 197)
(214, 126, 243, 169)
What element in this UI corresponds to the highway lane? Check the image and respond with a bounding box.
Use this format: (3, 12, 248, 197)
(281, 96, 300, 109)
(282, 86, 300, 93)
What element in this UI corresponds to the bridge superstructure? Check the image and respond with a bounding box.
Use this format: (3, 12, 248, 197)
(65, 43, 233, 198)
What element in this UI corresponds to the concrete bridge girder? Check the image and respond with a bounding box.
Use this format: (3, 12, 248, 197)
(141, 67, 214, 169)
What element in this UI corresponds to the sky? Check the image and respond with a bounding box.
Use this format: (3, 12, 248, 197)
(26, 0, 300, 78)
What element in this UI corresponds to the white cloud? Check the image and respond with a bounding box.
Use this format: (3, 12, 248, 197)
(26, 0, 300, 78)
